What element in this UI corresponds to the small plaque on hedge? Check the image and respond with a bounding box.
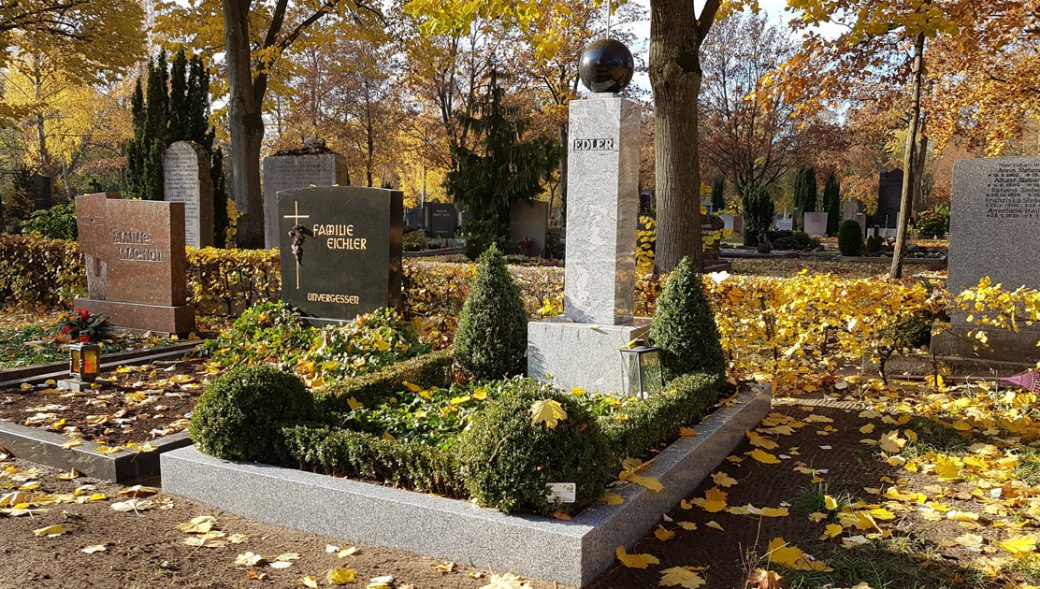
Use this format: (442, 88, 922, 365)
(546, 482, 576, 504)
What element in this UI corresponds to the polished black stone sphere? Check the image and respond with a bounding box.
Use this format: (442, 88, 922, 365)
(578, 38, 635, 93)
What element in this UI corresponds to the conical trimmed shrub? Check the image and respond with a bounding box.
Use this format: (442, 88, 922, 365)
(453, 244, 527, 379)
(650, 257, 726, 378)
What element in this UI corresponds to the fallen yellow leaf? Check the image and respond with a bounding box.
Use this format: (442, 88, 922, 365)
(530, 399, 567, 429)
(750, 449, 781, 464)
(616, 545, 660, 569)
(326, 568, 358, 585)
(659, 566, 706, 588)
(32, 524, 66, 537)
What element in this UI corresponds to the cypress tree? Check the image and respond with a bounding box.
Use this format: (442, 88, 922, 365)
(793, 165, 817, 231)
(211, 147, 229, 248)
(742, 183, 774, 247)
(823, 171, 841, 235)
(168, 49, 188, 143)
(126, 79, 146, 198)
(711, 177, 725, 212)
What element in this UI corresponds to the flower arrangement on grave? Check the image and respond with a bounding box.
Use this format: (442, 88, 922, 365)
(56, 308, 114, 342)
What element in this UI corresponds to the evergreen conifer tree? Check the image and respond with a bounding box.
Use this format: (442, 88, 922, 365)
(742, 183, 774, 247)
(650, 256, 727, 378)
(793, 165, 817, 231)
(168, 49, 188, 143)
(823, 171, 841, 235)
(211, 147, 229, 247)
(452, 243, 528, 379)
(447, 68, 555, 259)
(711, 177, 725, 212)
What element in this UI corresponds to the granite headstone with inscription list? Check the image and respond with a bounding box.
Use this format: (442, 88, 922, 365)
(163, 141, 214, 248)
(278, 186, 402, 324)
(935, 157, 1040, 363)
(74, 193, 195, 335)
(263, 142, 346, 249)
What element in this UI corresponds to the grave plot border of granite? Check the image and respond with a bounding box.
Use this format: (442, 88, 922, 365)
(161, 384, 772, 587)
(0, 421, 190, 484)
(0, 340, 200, 388)
(0, 341, 201, 483)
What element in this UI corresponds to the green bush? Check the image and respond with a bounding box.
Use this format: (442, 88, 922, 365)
(452, 244, 527, 379)
(884, 313, 934, 350)
(315, 349, 454, 412)
(280, 424, 464, 497)
(189, 365, 321, 462)
(650, 257, 727, 378)
(601, 372, 725, 458)
(838, 220, 864, 256)
(15, 202, 78, 240)
(458, 380, 614, 515)
(915, 206, 949, 239)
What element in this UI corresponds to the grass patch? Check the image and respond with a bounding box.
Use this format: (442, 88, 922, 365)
(784, 536, 987, 589)
(791, 483, 854, 517)
(902, 416, 972, 456)
(1015, 448, 1040, 487)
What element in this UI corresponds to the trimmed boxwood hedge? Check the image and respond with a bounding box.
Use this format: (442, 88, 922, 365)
(603, 372, 727, 459)
(458, 380, 615, 515)
(192, 350, 731, 516)
(280, 424, 464, 497)
(314, 349, 454, 412)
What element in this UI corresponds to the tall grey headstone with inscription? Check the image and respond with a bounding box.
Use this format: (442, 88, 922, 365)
(934, 157, 1040, 363)
(163, 141, 214, 249)
(527, 41, 645, 393)
(263, 142, 345, 249)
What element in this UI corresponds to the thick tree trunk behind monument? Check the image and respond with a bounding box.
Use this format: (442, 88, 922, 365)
(223, 0, 265, 248)
(889, 33, 926, 279)
(649, 0, 703, 274)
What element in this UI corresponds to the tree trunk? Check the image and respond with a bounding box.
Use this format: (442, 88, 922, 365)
(912, 130, 928, 213)
(889, 32, 926, 279)
(223, 0, 266, 248)
(649, 0, 704, 273)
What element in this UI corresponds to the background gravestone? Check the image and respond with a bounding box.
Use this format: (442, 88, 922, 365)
(423, 202, 458, 237)
(508, 200, 548, 256)
(404, 207, 424, 229)
(803, 212, 829, 237)
(263, 144, 345, 249)
(164, 141, 214, 248)
(29, 175, 52, 211)
(74, 193, 194, 335)
(934, 157, 1040, 364)
(278, 186, 403, 323)
(869, 169, 903, 234)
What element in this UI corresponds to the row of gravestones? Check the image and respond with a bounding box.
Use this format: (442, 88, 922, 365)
(75, 143, 1040, 367)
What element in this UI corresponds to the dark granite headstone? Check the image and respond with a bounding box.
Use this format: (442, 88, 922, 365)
(73, 193, 194, 335)
(278, 186, 403, 323)
(404, 207, 424, 229)
(869, 169, 903, 228)
(423, 203, 458, 237)
(29, 175, 52, 211)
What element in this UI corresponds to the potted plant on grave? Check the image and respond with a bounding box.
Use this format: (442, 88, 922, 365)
(56, 308, 114, 343)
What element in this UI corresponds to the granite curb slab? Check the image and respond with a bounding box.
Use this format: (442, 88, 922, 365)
(0, 341, 200, 387)
(161, 384, 771, 587)
(0, 420, 190, 484)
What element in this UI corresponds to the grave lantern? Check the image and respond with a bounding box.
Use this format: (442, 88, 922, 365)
(68, 341, 100, 382)
(619, 339, 664, 399)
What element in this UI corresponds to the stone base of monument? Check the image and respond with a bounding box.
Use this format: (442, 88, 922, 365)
(74, 298, 195, 337)
(161, 384, 771, 587)
(527, 318, 650, 393)
(931, 327, 1040, 366)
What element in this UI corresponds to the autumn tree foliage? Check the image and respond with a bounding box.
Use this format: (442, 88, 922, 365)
(155, 0, 383, 248)
(700, 13, 805, 200)
(776, 0, 962, 278)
